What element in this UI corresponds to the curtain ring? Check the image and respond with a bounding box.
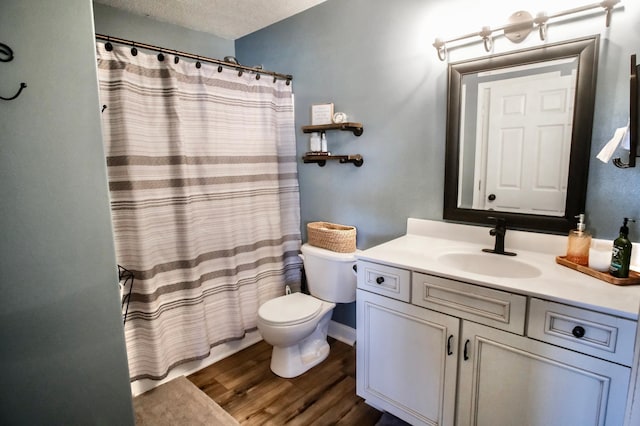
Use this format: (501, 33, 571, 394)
(105, 37, 113, 52)
(195, 61, 201, 69)
(131, 43, 138, 56)
(255, 74, 260, 80)
(217, 65, 223, 73)
(174, 56, 179, 64)
(157, 52, 164, 62)
(238, 70, 243, 77)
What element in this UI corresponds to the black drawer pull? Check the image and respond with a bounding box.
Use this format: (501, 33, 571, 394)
(572, 325, 586, 338)
(447, 334, 454, 356)
(463, 339, 470, 360)
(376, 276, 385, 284)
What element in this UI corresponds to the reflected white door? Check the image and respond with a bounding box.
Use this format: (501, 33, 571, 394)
(476, 72, 574, 216)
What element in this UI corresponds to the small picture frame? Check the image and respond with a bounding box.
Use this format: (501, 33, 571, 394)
(311, 103, 334, 125)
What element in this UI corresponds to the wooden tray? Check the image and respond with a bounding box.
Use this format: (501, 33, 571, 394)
(556, 256, 640, 286)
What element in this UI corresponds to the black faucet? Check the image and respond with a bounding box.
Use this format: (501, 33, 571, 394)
(482, 217, 517, 256)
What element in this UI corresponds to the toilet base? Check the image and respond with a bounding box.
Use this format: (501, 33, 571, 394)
(268, 311, 332, 378)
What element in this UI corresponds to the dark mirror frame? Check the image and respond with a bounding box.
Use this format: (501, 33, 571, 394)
(444, 36, 600, 234)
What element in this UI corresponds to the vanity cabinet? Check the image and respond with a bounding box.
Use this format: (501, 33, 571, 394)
(356, 260, 635, 426)
(356, 289, 459, 426)
(458, 320, 630, 426)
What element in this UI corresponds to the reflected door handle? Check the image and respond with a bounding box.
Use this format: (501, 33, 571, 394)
(488, 194, 496, 201)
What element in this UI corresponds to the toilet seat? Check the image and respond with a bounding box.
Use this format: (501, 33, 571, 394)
(258, 292, 322, 326)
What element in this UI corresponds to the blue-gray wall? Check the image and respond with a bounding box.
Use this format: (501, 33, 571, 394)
(236, 0, 640, 327)
(0, 0, 134, 423)
(93, 3, 234, 59)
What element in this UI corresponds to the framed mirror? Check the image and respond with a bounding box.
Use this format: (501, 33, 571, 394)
(444, 36, 599, 234)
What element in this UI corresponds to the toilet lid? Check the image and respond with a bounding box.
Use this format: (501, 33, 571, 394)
(258, 292, 323, 326)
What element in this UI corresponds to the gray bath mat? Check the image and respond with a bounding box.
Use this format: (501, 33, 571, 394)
(133, 376, 238, 425)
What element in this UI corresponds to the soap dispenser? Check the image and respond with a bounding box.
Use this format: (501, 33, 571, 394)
(609, 218, 635, 278)
(566, 213, 591, 266)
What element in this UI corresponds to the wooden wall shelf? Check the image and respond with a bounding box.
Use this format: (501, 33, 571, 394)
(301, 120, 364, 167)
(302, 153, 364, 167)
(301, 122, 364, 136)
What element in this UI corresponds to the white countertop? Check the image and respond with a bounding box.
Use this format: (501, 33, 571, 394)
(356, 219, 640, 320)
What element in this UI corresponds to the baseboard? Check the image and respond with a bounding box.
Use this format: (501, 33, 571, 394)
(130, 330, 263, 396)
(328, 320, 356, 346)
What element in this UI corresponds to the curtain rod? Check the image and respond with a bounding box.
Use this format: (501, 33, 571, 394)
(95, 33, 293, 83)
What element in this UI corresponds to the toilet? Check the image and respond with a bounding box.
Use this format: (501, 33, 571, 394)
(257, 243, 357, 378)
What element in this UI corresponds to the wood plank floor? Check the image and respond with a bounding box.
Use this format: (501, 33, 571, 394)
(187, 338, 383, 425)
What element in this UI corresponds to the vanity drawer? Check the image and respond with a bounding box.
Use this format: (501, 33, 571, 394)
(411, 272, 526, 335)
(357, 261, 411, 302)
(527, 298, 637, 366)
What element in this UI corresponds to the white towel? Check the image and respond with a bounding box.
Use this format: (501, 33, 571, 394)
(597, 119, 630, 163)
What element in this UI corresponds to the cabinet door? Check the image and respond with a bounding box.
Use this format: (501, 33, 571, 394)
(457, 321, 631, 426)
(356, 289, 460, 426)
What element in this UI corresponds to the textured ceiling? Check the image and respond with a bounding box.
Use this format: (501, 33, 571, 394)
(94, 0, 327, 40)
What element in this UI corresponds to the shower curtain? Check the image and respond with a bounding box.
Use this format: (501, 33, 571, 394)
(96, 42, 301, 381)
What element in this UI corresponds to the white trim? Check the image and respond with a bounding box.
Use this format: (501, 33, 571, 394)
(130, 330, 263, 396)
(328, 320, 356, 346)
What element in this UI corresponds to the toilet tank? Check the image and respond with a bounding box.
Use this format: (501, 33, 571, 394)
(300, 243, 357, 303)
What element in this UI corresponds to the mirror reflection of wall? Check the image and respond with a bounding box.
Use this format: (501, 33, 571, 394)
(458, 57, 579, 216)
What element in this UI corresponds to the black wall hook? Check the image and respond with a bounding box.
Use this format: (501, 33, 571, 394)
(0, 42, 27, 101)
(1, 82, 27, 101)
(0, 43, 14, 62)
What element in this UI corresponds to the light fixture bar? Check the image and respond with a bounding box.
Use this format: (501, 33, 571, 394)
(433, 0, 621, 61)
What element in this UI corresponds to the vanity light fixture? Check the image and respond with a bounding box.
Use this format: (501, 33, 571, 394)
(433, 0, 620, 61)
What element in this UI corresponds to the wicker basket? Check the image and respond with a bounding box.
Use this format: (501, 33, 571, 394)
(307, 222, 357, 253)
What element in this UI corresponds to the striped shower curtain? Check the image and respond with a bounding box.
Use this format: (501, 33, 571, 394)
(96, 42, 301, 381)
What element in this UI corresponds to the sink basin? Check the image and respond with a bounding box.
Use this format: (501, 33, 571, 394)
(437, 252, 542, 279)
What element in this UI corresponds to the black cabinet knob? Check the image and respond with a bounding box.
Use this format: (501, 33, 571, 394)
(488, 194, 496, 201)
(376, 276, 385, 285)
(572, 326, 586, 338)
